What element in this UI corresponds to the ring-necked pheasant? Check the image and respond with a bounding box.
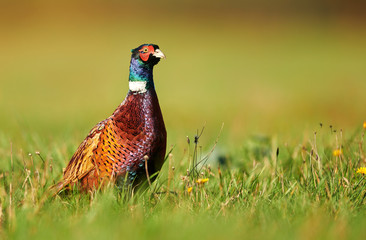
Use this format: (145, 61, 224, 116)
(52, 44, 167, 194)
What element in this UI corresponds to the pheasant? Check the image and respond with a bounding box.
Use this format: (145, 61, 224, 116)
(52, 44, 167, 194)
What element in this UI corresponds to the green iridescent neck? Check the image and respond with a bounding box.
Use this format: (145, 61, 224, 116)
(129, 58, 154, 89)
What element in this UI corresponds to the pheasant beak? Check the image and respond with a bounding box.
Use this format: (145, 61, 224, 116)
(152, 49, 166, 59)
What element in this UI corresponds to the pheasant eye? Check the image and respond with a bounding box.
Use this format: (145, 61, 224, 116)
(143, 48, 148, 53)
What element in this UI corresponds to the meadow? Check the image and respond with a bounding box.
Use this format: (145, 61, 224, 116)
(1, 2, 366, 239)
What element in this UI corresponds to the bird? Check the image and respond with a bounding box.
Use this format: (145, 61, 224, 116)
(51, 44, 167, 194)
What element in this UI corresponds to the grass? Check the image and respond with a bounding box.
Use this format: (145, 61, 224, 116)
(1, 124, 366, 240)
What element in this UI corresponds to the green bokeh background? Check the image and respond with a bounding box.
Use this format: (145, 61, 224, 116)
(1, 2, 366, 239)
(1, 0, 365, 150)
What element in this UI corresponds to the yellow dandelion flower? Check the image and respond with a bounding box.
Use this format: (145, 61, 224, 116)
(196, 178, 209, 184)
(363, 122, 366, 129)
(356, 167, 366, 175)
(333, 149, 342, 157)
(187, 187, 193, 193)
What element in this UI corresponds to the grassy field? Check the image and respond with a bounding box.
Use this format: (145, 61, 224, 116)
(1, 123, 366, 239)
(1, 2, 366, 239)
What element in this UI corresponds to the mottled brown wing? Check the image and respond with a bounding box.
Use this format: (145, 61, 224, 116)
(50, 120, 107, 194)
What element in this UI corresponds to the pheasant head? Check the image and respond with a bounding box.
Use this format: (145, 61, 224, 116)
(129, 44, 166, 93)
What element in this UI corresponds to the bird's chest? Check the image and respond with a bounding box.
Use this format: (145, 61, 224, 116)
(114, 98, 162, 138)
(113, 91, 165, 139)
(95, 91, 166, 178)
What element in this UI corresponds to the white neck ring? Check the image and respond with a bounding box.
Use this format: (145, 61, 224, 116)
(129, 81, 147, 93)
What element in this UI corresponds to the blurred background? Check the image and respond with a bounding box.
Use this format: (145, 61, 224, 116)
(1, 0, 366, 152)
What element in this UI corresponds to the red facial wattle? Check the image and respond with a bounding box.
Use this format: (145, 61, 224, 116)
(139, 45, 155, 62)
